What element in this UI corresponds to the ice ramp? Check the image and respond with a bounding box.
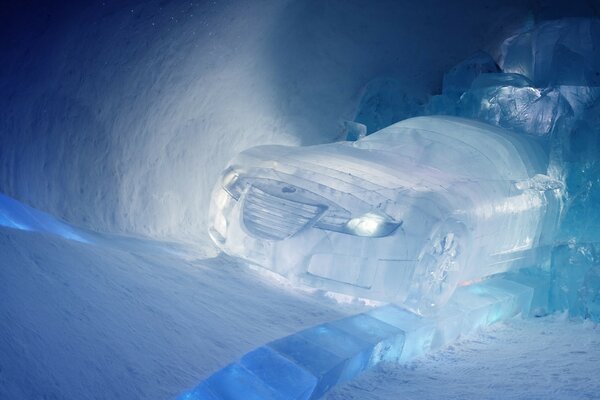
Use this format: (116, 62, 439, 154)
(178, 277, 539, 399)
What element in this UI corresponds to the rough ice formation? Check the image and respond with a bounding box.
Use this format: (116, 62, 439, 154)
(209, 115, 558, 313)
(458, 73, 574, 137)
(500, 18, 600, 116)
(551, 243, 600, 321)
(548, 101, 600, 321)
(459, 18, 600, 321)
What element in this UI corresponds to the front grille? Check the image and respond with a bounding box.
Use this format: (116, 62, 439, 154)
(242, 186, 324, 240)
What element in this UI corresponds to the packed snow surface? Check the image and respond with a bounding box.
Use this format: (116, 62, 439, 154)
(0, 226, 364, 399)
(1, 225, 599, 400)
(326, 315, 600, 400)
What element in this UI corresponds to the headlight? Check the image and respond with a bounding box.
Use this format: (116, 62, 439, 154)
(221, 167, 244, 200)
(315, 210, 401, 237)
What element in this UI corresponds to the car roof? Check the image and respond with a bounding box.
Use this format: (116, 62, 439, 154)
(353, 116, 549, 180)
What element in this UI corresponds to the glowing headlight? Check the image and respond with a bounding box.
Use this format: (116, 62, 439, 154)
(315, 210, 401, 237)
(346, 212, 400, 237)
(221, 167, 244, 200)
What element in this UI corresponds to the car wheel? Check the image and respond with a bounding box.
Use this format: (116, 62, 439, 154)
(404, 220, 469, 315)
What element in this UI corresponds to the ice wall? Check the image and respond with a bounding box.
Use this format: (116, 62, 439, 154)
(0, 0, 540, 243)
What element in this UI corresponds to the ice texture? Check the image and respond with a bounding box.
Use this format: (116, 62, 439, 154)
(500, 18, 600, 115)
(550, 243, 600, 322)
(442, 51, 500, 97)
(458, 73, 574, 137)
(558, 103, 600, 243)
(209, 115, 557, 314)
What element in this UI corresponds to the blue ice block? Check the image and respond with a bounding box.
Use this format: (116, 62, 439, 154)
(196, 363, 282, 400)
(446, 285, 499, 335)
(476, 278, 534, 319)
(550, 243, 600, 319)
(241, 346, 317, 400)
(266, 334, 352, 398)
(430, 303, 464, 350)
(367, 305, 435, 361)
(178, 380, 219, 400)
(327, 314, 405, 365)
(504, 267, 552, 316)
(296, 324, 374, 383)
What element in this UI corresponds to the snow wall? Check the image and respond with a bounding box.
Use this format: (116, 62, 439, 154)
(4, 0, 595, 243)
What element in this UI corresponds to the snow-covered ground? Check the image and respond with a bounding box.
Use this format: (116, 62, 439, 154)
(0, 226, 366, 399)
(326, 316, 600, 400)
(1, 224, 599, 400)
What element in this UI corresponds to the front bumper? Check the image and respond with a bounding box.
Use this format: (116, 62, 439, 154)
(208, 185, 419, 303)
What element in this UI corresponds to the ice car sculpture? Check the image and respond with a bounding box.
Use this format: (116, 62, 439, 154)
(208, 116, 561, 313)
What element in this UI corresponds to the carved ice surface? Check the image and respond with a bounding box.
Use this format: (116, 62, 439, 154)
(208, 115, 559, 314)
(500, 18, 600, 116)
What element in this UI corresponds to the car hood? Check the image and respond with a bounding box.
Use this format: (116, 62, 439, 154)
(236, 141, 458, 195)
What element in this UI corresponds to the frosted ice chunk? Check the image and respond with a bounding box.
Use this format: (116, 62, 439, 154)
(458, 73, 574, 137)
(267, 333, 358, 398)
(183, 363, 281, 400)
(550, 243, 600, 321)
(262, 314, 405, 398)
(327, 314, 405, 365)
(558, 103, 600, 243)
(241, 346, 317, 400)
(476, 279, 534, 317)
(367, 305, 435, 360)
(503, 267, 552, 317)
(500, 18, 600, 114)
(295, 324, 373, 383)
(442, 51, 500, 96)
(429, 278, 534, 347)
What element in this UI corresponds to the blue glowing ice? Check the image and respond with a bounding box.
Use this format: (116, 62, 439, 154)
(0, 193, 88, 243)
(180, 276, 536, 399)
(458, 73, 574, 137)
(500, 18, 600, 115)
